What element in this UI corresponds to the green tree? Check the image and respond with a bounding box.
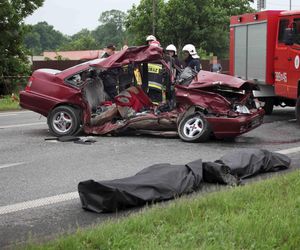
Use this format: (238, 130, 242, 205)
(24, 22, 68, 55)
(92, 10, 127, 48)
(60, 30, 98, 51)
(24, 28, 42, 55)
(126, 0, 164, 45)
(59, 10, 127, 51)
(127, 0, 254, 58)
(0, 0, 44, 94)
(159, 0, 199, 50)
(70, 28, 90, 41)
(197, 0, 254, 58)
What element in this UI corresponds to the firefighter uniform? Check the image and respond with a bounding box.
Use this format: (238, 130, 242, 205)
(147, 63, 165, 104)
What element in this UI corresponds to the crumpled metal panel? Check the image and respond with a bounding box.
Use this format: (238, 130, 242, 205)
(90, 46, 163, 69)
(190, 70, 257, 90)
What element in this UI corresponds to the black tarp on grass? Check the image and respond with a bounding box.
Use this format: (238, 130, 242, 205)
(78, 149, 291, 213)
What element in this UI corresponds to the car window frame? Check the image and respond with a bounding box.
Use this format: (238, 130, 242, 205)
(292, 18, 300, 47)
(277, 18, 290, 45)
(64, 69, 90, 89)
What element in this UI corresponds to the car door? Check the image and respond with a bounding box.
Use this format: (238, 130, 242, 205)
(274, 18, 290, 98)
(287, 17, 300, 99)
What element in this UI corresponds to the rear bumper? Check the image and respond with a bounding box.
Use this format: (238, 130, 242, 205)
(19, 91, 50, 117)
(208, 109, 265, 138)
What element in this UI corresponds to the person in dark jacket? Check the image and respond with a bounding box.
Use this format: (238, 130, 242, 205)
(182, 44, 201, 72)
(101, 44, 118, 99)
(101, 44, 116, 58)
(166, 44, 182, 70)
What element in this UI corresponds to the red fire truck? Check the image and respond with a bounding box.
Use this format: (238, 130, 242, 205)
(230, 10, 300, 122)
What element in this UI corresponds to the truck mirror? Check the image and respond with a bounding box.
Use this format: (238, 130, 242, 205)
(283, 28, 295, 45)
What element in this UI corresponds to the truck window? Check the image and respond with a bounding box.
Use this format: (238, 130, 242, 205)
(278, 19, 289, 43)
(293, 19, 300, 45)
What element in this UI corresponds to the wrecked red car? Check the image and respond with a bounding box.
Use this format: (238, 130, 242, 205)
(20, 46, 264, 142)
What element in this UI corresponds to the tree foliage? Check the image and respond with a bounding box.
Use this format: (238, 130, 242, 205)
(60, 29, 98, 51)
(25, 10, 127, 53)
(0, 0, 44, 94)
(127, 0, 254, 58)
(126, 0, 164, 45)
(24, 22, 68, 54)
(92, 10, 127, 48)
(1, 0, 254, 95)
(24, 1, 253, 58)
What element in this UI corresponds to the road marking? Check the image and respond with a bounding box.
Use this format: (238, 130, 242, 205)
(0, 113, 17, 117)
(0, 111, 32, 115)
(0, 122, 45, 129)
(0, 162, 25, 169)
(276, 146, 300, 155)
(0, 192, 79, 215)
(0, 145, 300, 216)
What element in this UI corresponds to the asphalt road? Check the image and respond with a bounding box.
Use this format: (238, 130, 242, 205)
(0, 108, 300, 248)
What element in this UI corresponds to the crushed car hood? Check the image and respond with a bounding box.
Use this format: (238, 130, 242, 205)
(189, 71, 258, 90)
(90, 45, 163, 69)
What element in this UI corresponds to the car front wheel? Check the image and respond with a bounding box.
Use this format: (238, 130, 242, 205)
(178, 113, 211, 142)
(48, 105, 81, 136)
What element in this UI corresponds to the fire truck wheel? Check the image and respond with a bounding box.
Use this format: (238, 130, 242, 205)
(296, 97, 300, 125)
(262, 98, 274, 115)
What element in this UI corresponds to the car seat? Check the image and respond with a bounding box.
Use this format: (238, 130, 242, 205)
(82, 77, 108, 113)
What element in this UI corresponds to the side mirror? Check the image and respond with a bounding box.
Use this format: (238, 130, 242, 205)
(283, 28, 295, 45)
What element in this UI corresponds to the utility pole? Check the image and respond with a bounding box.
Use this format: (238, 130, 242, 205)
(152, 0, 156, 36)
(290, 0, 292, 10)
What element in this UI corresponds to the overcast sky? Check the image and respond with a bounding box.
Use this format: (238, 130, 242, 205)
(25, 0, 140, 35)
(25, 0, 300, 35)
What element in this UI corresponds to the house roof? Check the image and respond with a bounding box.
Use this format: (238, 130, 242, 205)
(43, 50, 105, 60)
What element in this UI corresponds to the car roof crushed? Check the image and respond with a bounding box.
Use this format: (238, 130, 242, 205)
(90, 45, 163, 69)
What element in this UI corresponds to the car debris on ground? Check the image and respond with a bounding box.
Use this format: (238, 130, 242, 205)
(45, 136, 97, 145)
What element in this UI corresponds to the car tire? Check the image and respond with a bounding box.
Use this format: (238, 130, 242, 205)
(48, 106, 81, 137)
(178, 113, 211, 142)
(296, 97, 300, 125)
(262, 97, 274, 115)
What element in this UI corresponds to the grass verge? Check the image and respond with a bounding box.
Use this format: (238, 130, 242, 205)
(0, 95, 20, 111)
(26, 170, 300, 250)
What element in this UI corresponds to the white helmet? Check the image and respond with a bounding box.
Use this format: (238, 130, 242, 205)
(146, 35, 157, 42)
(166, 44, 177, 55)
(182, 44, 197, 55)
(182, 44, 199, 59)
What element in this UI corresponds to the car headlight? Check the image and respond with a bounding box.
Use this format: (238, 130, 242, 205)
(235, 105, 250, 114)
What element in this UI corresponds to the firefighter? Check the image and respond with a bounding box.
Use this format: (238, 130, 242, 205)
(101, 44, 118, 99)
(146, 35, 162, 47)
(146, 35, 157, 45)
(147, 61, 164, 104)
(166, 44, 182, 70)
(182, 44, 201, 72)
(144, 36, 164, 103)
